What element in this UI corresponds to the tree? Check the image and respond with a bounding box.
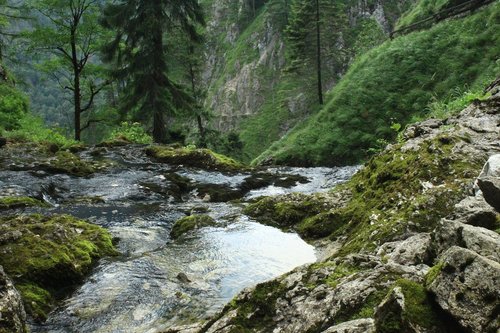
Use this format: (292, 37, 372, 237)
(101, 0, 205, 143)
(0, 0, 26, 60)
(286, 0, 346, 105)
(26, 0, 108, 141)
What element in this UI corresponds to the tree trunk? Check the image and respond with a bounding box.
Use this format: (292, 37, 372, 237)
(71, 27, 82, 141)
(315, 0, 323, 105)
(152, 25, 166, 143)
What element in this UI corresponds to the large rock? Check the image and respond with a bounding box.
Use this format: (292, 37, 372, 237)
(453, 195, 499, 229)
(427, 246, 500, 333)
(432, 219, 500, 261)
(376, 233, 432, 266)
(477, 154, 500, 212)
(322, 318, 375, 333)
(0, 266, 28, 333)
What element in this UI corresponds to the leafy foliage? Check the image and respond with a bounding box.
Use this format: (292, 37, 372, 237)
(0, 81, 28, 131)
(108, 122, 153, 144)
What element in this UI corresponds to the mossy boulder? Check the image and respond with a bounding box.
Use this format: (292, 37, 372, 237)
(0, 142, 106, 177)
(0, 196, 48, 211)
(145, 145, 245, 172)
(374, 279, 444, 333)
(0, 214, 117, 321)
(170, 215, 217, 239)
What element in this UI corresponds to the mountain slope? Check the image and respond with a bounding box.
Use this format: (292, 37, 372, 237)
(256, 1, 500, 166)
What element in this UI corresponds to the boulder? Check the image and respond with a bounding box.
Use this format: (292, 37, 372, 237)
(476, 154, 500, 212)
(453, 195, 498, 229)
(322, 319, 375, 333)
(432, 219, 500, 261)
(0, 265, 28, 333)
(427, 246, 500, 333)
(377, 233, 432, 266)
(170, 215, 217, 239)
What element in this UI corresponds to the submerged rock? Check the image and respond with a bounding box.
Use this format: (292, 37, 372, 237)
(0, 265, 28, 333)
(170, 215, 217, 239)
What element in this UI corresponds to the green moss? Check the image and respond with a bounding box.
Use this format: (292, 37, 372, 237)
(424, 262, 444, 287)
(16, 283, 53, 322)
(170, 215, 217, 239)
(243, 193, 328, 232)
(145, 145, 246, 172)
(0, 214, 117, 321)
(227, 279, 286, 331)
(0, 196, 48, 210)
(44, 150, 96, 177)
(324, 263, 360, 289)
(394, 279, 441, 329)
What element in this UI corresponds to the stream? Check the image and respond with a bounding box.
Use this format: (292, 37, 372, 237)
(0, 145, 358, 333)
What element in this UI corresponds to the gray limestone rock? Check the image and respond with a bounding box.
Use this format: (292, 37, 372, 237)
(321, 318, 375, 333)
(427, 246, 500, 333)
(0, 265, 28, 333)
(432, 219, 500, 261)
(377, 233, 432, 266)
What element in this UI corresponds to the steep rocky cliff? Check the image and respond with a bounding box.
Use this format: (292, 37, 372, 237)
(201, 0, 415, 160)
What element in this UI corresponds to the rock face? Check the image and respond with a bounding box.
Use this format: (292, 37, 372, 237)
(427, 247, 500, 333)
(196, 81, 500, 332)
(477, 154, 500, 211)
(202, 0, 415, 158)
(0, 266, 28, 333)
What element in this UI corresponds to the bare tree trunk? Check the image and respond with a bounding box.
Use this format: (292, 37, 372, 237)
(71, 27, 82, 141)
(316, 0, 323, 105)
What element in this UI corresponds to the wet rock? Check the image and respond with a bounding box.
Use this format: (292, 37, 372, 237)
(0, 214, 117, 321)
(322, 319, 375, 333)
(0, 196, 48, 211)
(427, 246, 500, 333)
(145, 145, 244, 172)
(476, 155, 500, 206)
(0, 265, 28, 333)
(170, 215, 217, 239)
(176, 272, 192, 284)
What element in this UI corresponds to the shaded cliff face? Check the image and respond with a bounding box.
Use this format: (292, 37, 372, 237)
(201, 0, 415, 160)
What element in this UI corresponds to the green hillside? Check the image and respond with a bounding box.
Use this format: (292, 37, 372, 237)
(256, 2, 500, 166)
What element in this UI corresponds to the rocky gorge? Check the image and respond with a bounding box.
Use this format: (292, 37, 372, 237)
(1, 80, 499, 332)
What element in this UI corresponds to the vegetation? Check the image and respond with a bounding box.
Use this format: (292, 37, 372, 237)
(0, 214, 117, 321)
(145, 145, 245, 172)
(101, 0, 205, 143)
(257, 3, 500, 166)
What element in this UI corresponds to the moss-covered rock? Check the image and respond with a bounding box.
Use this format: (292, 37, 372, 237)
(375, 279, 444, 333)
(0, 142, 107, 177)
(145, 145, 246, 172)
(0, 196, 48, 211)
(170, 215, 217, 239)
(0, 214, 117, 321)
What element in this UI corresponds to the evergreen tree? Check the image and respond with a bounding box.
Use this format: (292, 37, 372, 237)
(101, 0, 205, 143)
(286, 0, 347, 105)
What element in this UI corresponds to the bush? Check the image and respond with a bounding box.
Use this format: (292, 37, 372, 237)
(108, 122, 153, 144)
(0, 83, 29, 131)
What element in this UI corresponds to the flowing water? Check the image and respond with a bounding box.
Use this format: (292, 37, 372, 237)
(0, 145, 358, 333)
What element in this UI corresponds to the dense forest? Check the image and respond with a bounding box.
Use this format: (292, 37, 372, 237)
(0, 1, 499, 333)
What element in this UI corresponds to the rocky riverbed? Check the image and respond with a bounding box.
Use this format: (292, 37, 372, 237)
(0, 140, 357, 333)
(173, 82, 500, 333)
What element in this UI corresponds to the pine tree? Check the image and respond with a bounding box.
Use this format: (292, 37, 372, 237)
(101, 0, 205, 143)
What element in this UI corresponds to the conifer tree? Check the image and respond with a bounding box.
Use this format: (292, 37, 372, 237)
(101, 0, 205, 143)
